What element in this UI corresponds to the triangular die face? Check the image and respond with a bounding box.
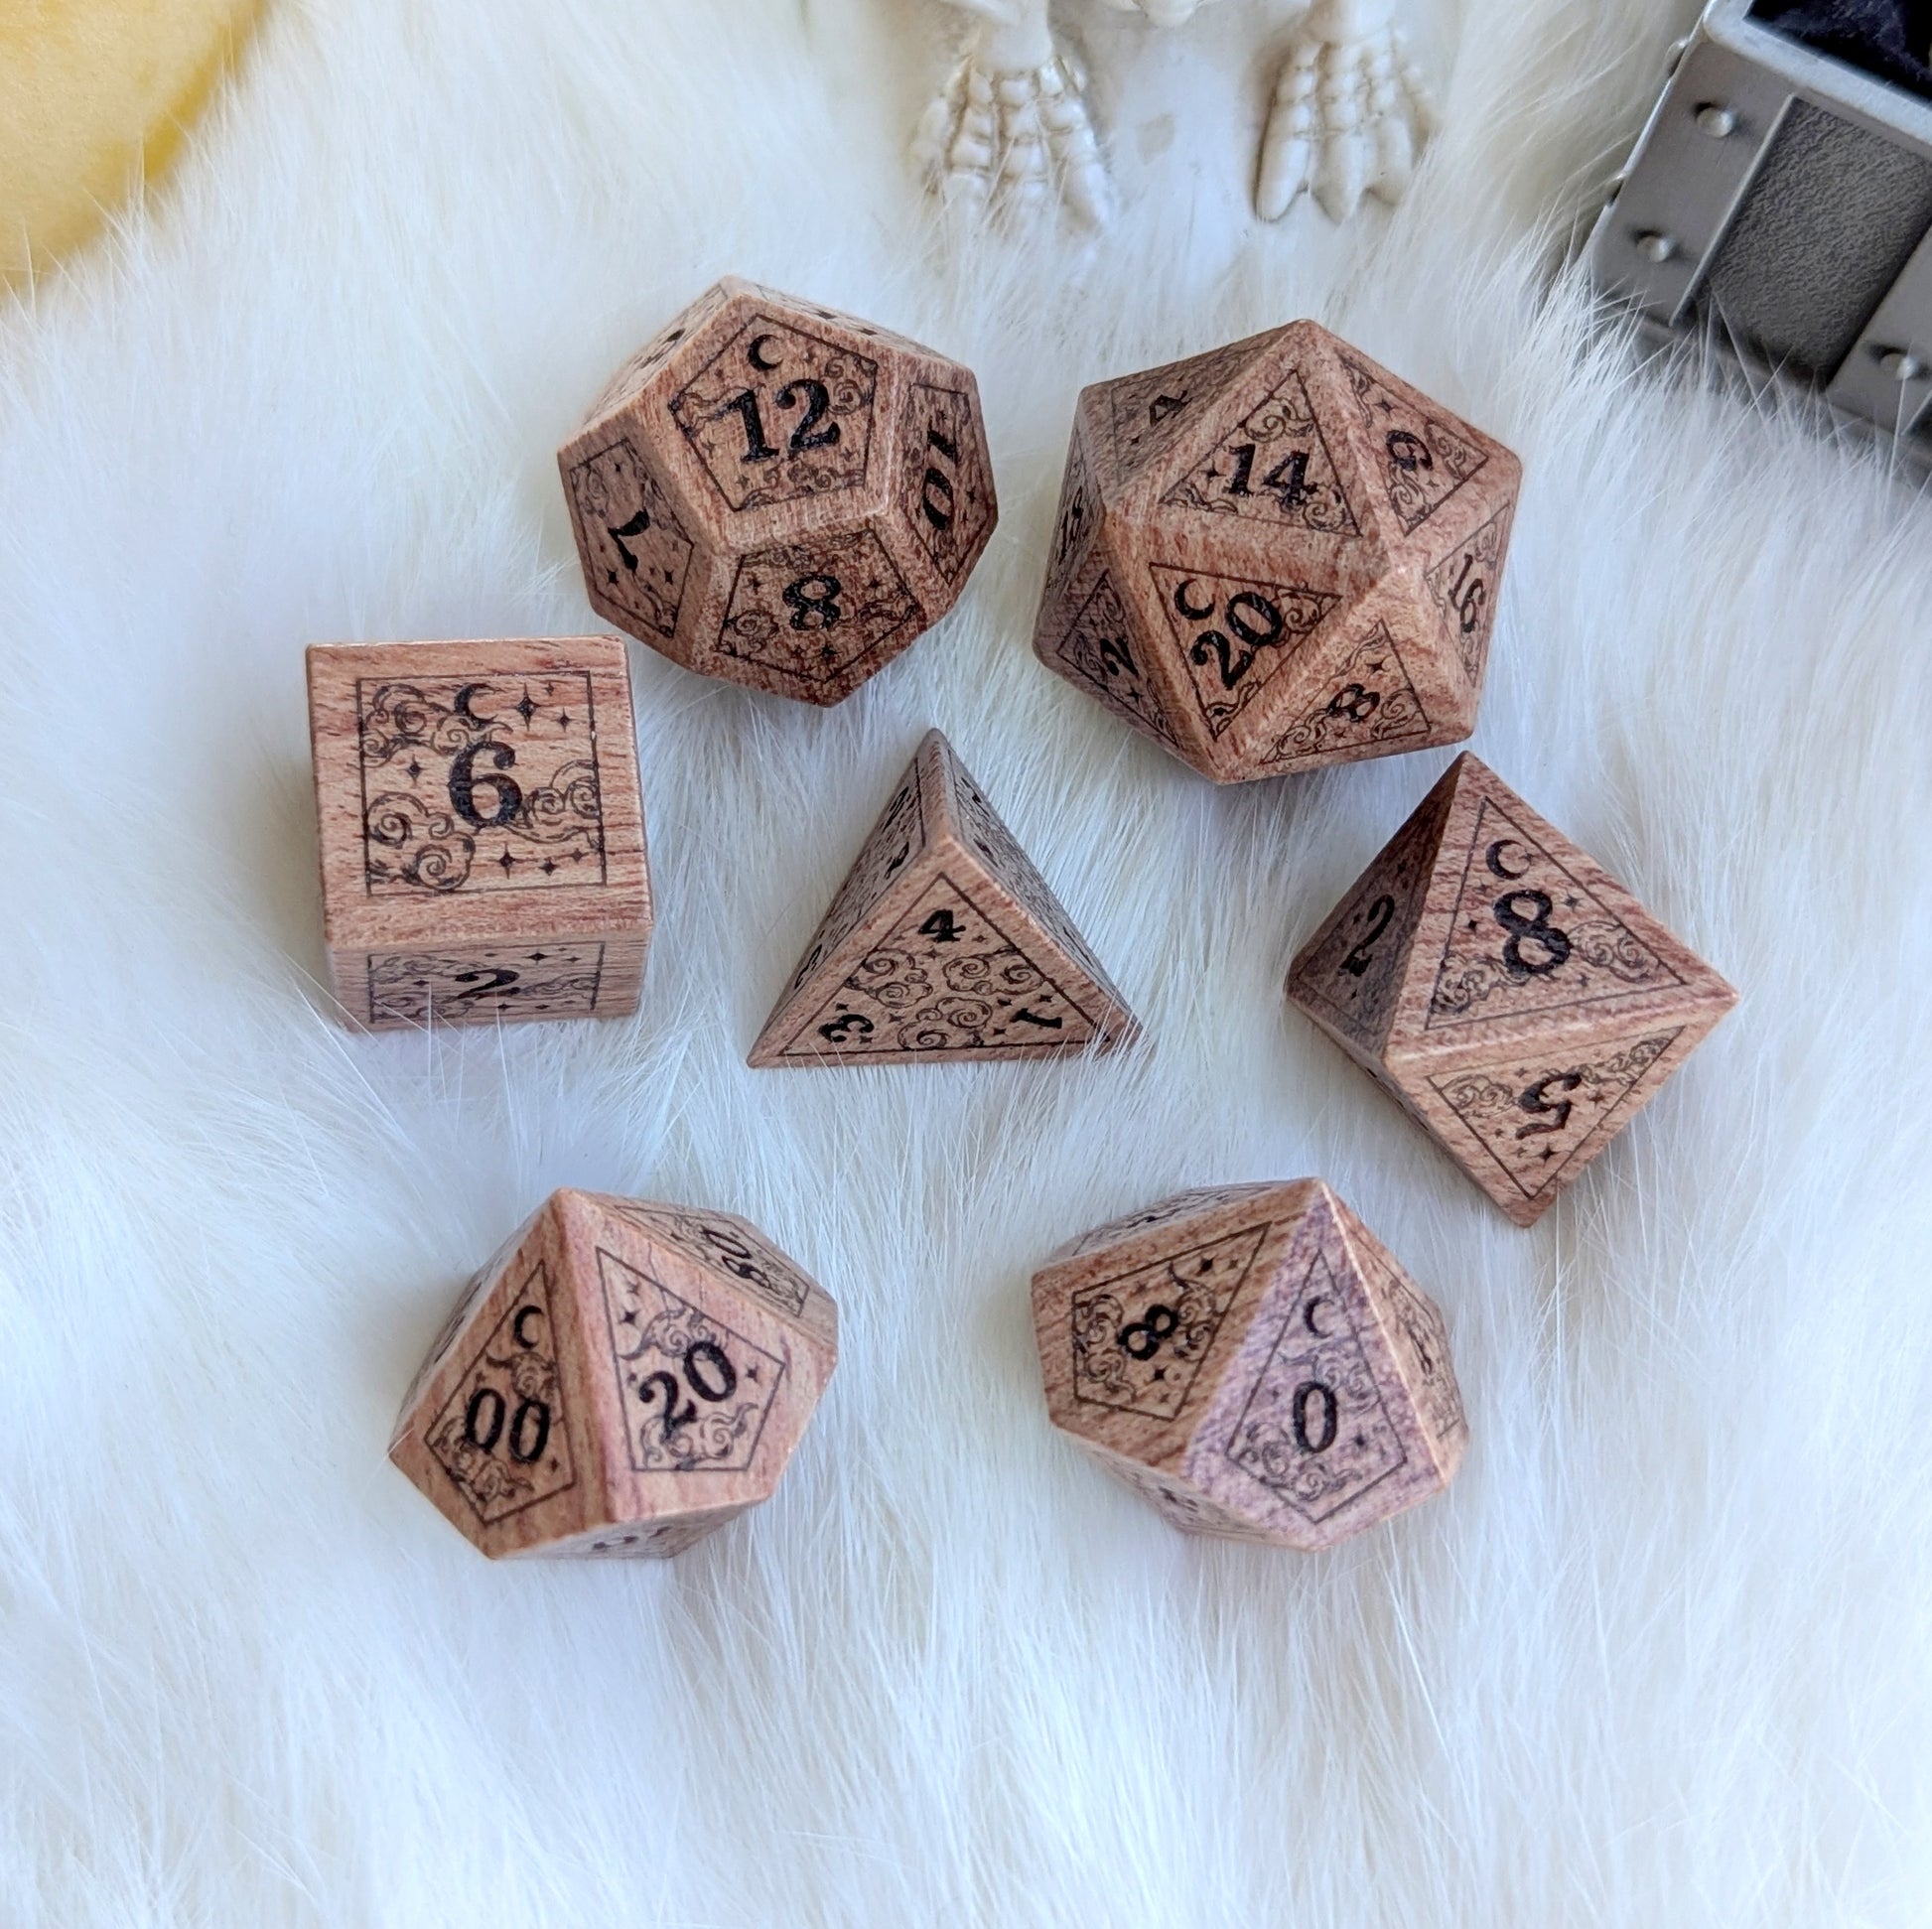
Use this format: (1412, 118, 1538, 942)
(1220, 1251, 1409, 1524)
(1068, 1225, 1268, 1421)
(770, 875, 1100, 1060)
(1288, 783, 1451, 1051)
(1159, 367, 1361, 537)
(1263, 620, 1433, 768)
(596, 1247, 785, 1475)
(1146, 562, 1339, 738)
(772, 749, 932, 1009)
(1046, 570, 1180, 751)
(1424, 1027, 1685, 1211)
(944, 744, 1128, 1004)
(425, 1258, 579, 1527)
(1335, 351, 1490, 537)
(1424, 500, 1512, 687)
(1103, 335, 1272, 485)
(1425, 796, 1686, 1033)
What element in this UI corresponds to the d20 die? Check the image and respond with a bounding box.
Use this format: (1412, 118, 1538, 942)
(749, 728, 1140, 1065)
(390, 1188, 838, 1559)
(1033, 1181, 1467, 1549)
(307, 637, 651, 1030)
(1034, 321, 1521, 782)
(559, 277, 998, 706)
(1286, 753, 1738, 1226)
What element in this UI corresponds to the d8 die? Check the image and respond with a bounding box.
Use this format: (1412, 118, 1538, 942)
(1034, 321, 1520, 781)
(390, 1188, 838, 1559)
(307, 636, 651, 1030)
(1286, 754, 1737, 1226)
(559, 277, 998, 706)
(1033, 1181, 1466, 1549)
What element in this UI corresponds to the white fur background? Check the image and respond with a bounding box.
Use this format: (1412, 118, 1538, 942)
(3, 0, 1931, 1921)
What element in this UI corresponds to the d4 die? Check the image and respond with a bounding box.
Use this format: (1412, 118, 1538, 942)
(1033, 1180, 1467, 1550)
(1034, 321, 1520, 782)
(390, 1188, 837, 1559)
(750, 728, 1140, 1065)
(1286, 753, 1738, 1226)
(307, 636, 651, 1030)
(559, 278, 998, 706)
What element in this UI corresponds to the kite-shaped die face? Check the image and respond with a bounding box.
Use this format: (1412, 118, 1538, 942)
(1286, 754, 1739, 1226)
(1034, 321, 1521, 782)
(749, 729, 1140, 1066)
(389, 1190, 837, 1559)
(559, 278, 998, 706)
(1033, 1181, 1467, 1551)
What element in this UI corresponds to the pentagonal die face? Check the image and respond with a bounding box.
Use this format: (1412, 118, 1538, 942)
(560, 279, 997, 706)
(1032, 1182, 1465, 1551)
(1034, 322, 1519, 781)
(390, 1189, 838, 1560)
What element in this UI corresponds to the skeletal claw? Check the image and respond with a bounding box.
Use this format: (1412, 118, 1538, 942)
(914, 29, 1113, 229)
(1258, 24, 1436, 222)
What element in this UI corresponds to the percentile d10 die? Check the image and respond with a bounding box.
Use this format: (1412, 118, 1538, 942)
(559, 277, 998, 706)
(390, 1188, 838, 1560)
(1286, 754, 1737, 1226)
(1033, 1181, 1467, 1548)
(1034, 320, 1521, 782)
(306, 636, 652, 1030)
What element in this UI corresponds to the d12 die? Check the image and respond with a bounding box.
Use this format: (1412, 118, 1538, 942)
(750, 728, 1140, 1065)
(390, 1188, 837, 1559)
(307, 636, 651, 1030)
(1286, 753, 1737, 1226)
(559, 277, 998, 706)
(1033, 321, 1521, 782)
(1033, 1181, 1467, 1549)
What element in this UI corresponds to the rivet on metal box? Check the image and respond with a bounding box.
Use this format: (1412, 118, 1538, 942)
(1590, 1, 1932, 456)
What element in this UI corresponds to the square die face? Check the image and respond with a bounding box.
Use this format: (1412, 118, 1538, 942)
(357, 942, 620, 1030)
(358, 672, 605, 896)
(309, 639, 648, 954)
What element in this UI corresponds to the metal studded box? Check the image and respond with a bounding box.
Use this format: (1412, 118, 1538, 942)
(1590, 0, 1932, 456)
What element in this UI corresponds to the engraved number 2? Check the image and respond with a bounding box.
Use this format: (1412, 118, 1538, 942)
(1515, 1071, 1582, 1140)
(1338, 896, 1395, 978)
(453, 967, 520, 1001)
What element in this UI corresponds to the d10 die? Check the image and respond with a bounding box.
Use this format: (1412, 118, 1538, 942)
(559, 277, 998, 706)
(307, 636, 651, 1030)
(1034, 321, 1521, 781)
(390, 1188, 838, 1559)
(1033, 1181, 1467, 1549)
(1286, 753, 1737, 1226)
(750, 728, 1140, 1064)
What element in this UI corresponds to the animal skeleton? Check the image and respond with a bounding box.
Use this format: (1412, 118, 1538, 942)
(913, 0, 1438, 228)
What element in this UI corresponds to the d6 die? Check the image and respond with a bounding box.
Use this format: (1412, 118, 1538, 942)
(1033, 1181, 1466, 1549)
(559, 277, 998, 705)
(1286, 754, 1737, 1225)
(307, 636, 650, 1030)
(390, 1188, 838, 1559)
(1034, 321, 1521, 781)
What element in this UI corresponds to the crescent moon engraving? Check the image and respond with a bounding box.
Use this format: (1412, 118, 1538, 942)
(747, 334, 783, 371)
(512, 1306, 542, 1349)
(1304, 1297, 1332, 1337)
(1173, 579, 1216, 621)
(1485, 838, 1532, 881)
(452, 683, 496, 725)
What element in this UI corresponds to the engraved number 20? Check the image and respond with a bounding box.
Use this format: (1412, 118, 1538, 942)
(636, 1339, 739, 1444)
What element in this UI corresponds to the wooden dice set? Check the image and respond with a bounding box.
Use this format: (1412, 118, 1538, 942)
(323, 277, 1734, 1561)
